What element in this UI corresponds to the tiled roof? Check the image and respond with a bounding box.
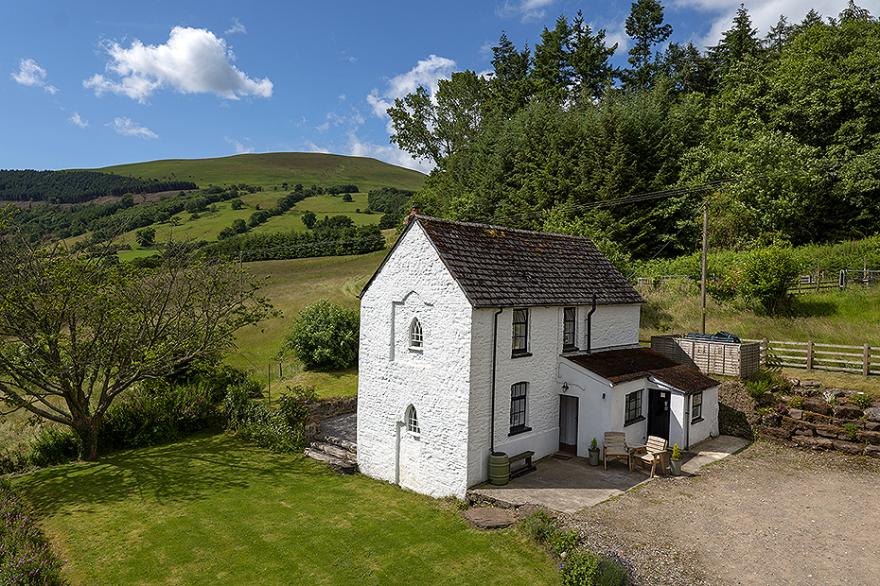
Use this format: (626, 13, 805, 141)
(411, 216, 644, 308)
(565, 348, 718, 394)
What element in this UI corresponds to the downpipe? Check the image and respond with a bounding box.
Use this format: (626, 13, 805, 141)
(490, 308, 503, 454)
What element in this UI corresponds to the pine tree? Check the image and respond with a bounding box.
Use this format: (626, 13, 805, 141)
(764, 15, 794, 54)
(532, 16, 573, 104)
(623, 0, 673, 91)
(488, 33, 532, 119)
(839, 1, 873, 23)
(568, 11, 616, 102)
(709, 4, 760, 71)
(799, 9, 823, 31)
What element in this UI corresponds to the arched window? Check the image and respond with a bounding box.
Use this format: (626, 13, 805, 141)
(405, 405, 420, 434)
(409, 318, 423, 349)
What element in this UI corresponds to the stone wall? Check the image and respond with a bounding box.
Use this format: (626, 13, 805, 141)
(720, 378, 880, 458)
(304, 396, 357, 439)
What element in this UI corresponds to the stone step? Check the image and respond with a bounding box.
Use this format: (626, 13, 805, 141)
(322, 434, 357, 454)
(311, 441, 355, 461)
(304, 447, 357, 474)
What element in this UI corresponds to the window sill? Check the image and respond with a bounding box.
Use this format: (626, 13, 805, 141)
(691, 417, 704, 424)
(508, 426, 532, 437)
(408, 346, 423, 352)
(511, 352, 532, 359)
(624, 416, 645, 427)
(563, 346, 579, 353)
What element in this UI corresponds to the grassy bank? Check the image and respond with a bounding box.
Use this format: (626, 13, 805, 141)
(13, 434, 557, 585)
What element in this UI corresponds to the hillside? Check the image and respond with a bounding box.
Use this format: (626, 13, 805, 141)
(99, 152, 426, 193)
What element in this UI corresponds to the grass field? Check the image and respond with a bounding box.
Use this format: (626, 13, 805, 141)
(13, 434, 557, 585)
(229, 248, 389, 396)
(99, 152, 426, 193)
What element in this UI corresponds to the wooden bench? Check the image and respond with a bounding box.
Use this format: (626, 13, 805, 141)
(509, 450, 535, 478)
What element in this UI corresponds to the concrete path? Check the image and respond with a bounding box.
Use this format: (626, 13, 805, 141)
(681, 434, 750, 475)
(470, 455, 650, 514)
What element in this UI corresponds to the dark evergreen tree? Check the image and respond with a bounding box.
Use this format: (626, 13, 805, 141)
(708, 4, 761, 75)
(622, 0, 673, 91)
(531, 16, 573, 104)
(486, 33, 532, 119)
(764, 15, 794, 54)
(568, 11, 617, 102)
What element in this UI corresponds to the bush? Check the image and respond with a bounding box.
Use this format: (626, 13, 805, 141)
(851, 393, 873, 409)
(284, 301, 359, 370)
(0, 478, 66, 585)
(519, 510, 558, 544)
(224, 385, 316, 452)
(738, 246, 802, 315)
(26, 427, 79, 469)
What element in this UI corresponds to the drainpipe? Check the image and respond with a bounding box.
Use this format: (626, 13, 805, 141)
(684, 396, 691, 450)
(586, 293, 597, 354)
(490, 308, 503, 453)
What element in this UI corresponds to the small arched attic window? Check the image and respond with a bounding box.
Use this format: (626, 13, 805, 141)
(409, 318, 423, 350)
(405, 404, 420, 434)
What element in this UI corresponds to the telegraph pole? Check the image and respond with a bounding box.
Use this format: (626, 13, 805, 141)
(700, 201, 709, 334)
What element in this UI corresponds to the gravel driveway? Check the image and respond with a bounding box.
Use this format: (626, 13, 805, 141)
(561, 441, 880, 586)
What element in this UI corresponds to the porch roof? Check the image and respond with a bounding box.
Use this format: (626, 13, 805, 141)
(564, 348, 718, 394)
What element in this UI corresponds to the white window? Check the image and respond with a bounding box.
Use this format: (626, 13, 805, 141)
(409, 318, 423, 350)
(405, 405, 420, 434)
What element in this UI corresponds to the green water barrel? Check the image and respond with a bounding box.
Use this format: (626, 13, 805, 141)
(488, 452, 510, 486)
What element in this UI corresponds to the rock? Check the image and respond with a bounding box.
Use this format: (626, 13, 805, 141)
(857, 430, 880, 445)
(799, 380, 822, 389)
(793, 436, 833, 450)
(762, 413, 782, 427)
(793, 428, 814, 437)
(865, 445, 880, 458)
(463, 507, 516, 530)
(864, 407, 880, 423)
(785, 376, 800, 387)
(832, 440, 864, 455)
(833, 403, 863, 420)
(788, 408, 803, 420)
(866, 422, 880, 432)
(801, 397, 833, 416)
(759, 426, 791, 440)
(814, 424, 840, 439)
(803, 411, 833, 424)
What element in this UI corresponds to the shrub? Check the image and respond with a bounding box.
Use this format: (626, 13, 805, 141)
(788, 395, 804, 409)
(26, 427, 79, 469)
(224, 385, 316, 452)
(283, 301, 359, 370)
(738, 246, 802, 315)
(519, 510, 557, 544)
(551, 529, 579, 556)
(671, 443, 681, 461)
(302, 211, 317, 229)
(842, 422, 860, 441)
(0, 478, 66, 585)
(851, 393, 873, 409)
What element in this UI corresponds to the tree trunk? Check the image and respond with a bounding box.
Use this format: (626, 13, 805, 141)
(76, 422, 100, 461)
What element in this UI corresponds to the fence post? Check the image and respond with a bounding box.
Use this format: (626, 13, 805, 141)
(864, 344, 871, 377)
(762, 338, 768, 365)
(806, 340, 814, 371)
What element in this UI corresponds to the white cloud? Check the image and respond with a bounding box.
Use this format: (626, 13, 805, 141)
(366, 54, 456, 128)
(347, 131, 433, 174)
(316, 108, 366, 132)
(304, 141, 331, 154)
(225, 17, 247, 35)
(225, 136, 254, 153)
(110, 117, 157, 139)
(498, 0, 556, 22)
(11, 58, 58, 94)
(84, 26, 273, 102)
(69, 112, 88, 128)
(672, 0, 860, 47)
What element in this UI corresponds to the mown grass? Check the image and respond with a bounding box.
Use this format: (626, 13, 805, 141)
(100, 152, 426, 193)
(13, 434, 557, 586)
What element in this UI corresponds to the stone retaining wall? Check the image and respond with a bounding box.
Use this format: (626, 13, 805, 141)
(304, 396, 357, 439)
(720, 378, 880, 458)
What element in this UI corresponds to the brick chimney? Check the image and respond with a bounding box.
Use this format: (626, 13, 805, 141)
(405, 204, 421, 226)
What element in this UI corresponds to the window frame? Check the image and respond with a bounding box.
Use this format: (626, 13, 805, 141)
(409, 317, 423, 351)
(624, 390, 644, 427)
(563, 306, 577, 351)
(509, 382, 530, 435)
(691, 392, 703, 423)
(405, 405, 420, 435)
(511, 308, 530, 357)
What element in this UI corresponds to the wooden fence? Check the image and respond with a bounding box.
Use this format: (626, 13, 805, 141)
(743, 338, 880, 376)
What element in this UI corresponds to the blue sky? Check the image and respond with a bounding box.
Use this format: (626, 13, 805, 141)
(2, 0, 870, 172)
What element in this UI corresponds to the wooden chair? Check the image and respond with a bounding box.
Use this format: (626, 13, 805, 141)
(602, 432, 631, 470)
(632, 435, 668, 478)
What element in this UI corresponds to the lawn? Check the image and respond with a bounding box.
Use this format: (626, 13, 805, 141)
(13, 434, 557, 585)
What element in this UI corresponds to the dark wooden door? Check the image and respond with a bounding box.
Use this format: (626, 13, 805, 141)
(558, 395, 578, 454)
(647, 390, 670, 440)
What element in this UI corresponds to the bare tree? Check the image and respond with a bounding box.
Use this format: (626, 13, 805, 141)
(0, 234, 271, 460)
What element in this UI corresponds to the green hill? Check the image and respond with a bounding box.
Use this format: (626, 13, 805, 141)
(98, 152, 426, 193)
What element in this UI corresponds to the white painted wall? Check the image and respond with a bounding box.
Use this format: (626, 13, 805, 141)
(357, 223, 474, 498)
(687, 386, 720, 447)
(466, 304, 642, 484)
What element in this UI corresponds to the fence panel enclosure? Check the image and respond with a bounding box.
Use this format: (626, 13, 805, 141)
(651, 336, 761, 378)
(744, 339, 880, 377)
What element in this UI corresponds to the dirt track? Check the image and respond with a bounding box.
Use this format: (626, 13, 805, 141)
(565, 441, 880, 586)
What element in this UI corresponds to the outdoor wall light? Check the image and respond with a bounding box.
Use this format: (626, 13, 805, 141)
(561, 381, 569, 394)
(602, 392, 606, 400)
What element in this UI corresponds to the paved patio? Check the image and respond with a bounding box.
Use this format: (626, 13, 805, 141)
(470, 435, 750, 514)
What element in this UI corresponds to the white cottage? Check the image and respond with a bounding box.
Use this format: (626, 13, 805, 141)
(357, 215, 719, 498)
